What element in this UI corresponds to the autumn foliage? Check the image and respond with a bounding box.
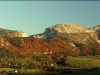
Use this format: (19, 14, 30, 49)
(0, 37, 100, 57)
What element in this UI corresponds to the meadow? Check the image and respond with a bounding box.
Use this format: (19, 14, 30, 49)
(67, 56, 100, 69)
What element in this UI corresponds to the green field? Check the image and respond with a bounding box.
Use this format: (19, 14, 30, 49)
(67, 56, 100, 68)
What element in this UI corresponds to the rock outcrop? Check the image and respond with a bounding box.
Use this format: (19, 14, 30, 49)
(29, 23, 100, 44)
(0, 28, 28, 37)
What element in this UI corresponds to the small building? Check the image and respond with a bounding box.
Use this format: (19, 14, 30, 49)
(51, 64, 54, 67)
(14, 70, 18, 73)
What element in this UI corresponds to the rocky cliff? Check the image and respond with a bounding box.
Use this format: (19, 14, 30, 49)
(0, 28, 28, 37)
(30, 23, 100, 44)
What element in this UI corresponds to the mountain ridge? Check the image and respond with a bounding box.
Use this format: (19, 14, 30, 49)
(0, 28, 28, 37)
(0, 23, 100, 38)
(30, 23, 100, 41)
(0, 23, 99, 58)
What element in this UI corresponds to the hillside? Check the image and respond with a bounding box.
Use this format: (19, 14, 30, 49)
(0, 36, 100, 57)
(0, 23, 100, 57)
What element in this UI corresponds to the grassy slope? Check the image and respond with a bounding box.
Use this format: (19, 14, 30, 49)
(67, 56, 100, 68)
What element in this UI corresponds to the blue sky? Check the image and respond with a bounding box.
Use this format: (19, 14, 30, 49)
(0, 1, 100, 35)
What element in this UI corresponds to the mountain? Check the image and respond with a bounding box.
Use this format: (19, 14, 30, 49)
(0, 24, 100, 70)
(0, 28, 28, 37)
(28, 23, 100, 56)
(29, 23, 100, 43)
(0, 23, 100, 57)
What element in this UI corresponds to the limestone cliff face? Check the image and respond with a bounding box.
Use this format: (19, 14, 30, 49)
(45, 23, 93, 33)
(0, 28, 28, 37)
(91, 25, 100, 41)
(43, 23, 94, 39)
(29, 23, 99, 41)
